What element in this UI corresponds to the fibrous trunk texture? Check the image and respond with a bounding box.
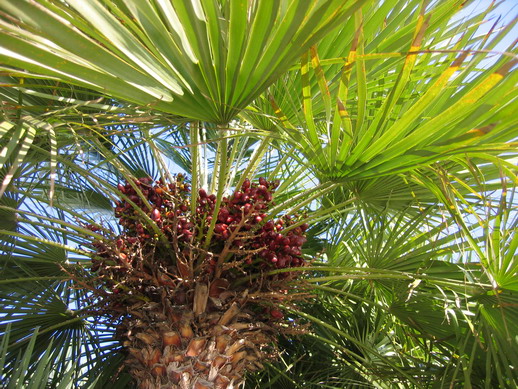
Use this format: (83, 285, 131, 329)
(120, 285, 274, 389)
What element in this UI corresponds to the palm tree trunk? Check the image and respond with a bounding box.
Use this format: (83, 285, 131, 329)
(120, 283, 273, 389)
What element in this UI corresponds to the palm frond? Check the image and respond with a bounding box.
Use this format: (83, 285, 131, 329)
(0, 0, 368, 123)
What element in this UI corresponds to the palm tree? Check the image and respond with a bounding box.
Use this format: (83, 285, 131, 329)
(0, 0, 517, 388)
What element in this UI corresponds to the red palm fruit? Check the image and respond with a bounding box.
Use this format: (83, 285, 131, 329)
(127, 237, 138, 244)
(117, 183, 126, 193)
(301, 223, 309, 231)
(214, 224, 226, 233)
(254, 215, 263, 223)
(243, 203, 252, 214)
(242, 178, 251, 190)
(199, 188, 207, 198)
(226, 216, 234, 224)
(263, 221, 274, 231)
(259, 177, 267, 186)
(116, 239, 124, 249)
(151, 208, 161, 222)
(218, 208, 229, 222)
(221, 230, 229, 239)
(292, 235, 306, 246)
(270, 309, 284, 320)
(234, 191, 243, 200)
(271, 256, 278, 263)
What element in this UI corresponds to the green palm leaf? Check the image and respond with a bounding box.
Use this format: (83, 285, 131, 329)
(0, 0, 367, 123)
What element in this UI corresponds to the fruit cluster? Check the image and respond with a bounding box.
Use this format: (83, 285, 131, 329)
(92, 174, 308, 278)
(113, 175, 192, 242)
(197, 177, 308, 271)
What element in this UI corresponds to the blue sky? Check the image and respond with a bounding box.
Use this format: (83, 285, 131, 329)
(457, 0, 517, 54)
